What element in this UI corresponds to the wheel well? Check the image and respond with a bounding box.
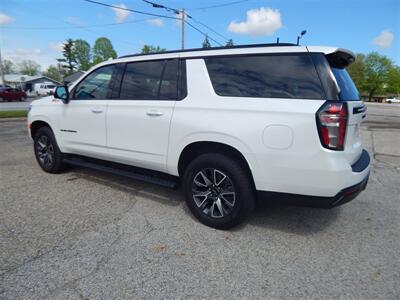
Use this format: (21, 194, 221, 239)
(178, 141, 255, 186)
(30, 121, 50, 139)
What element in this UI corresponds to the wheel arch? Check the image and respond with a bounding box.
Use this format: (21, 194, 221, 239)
(176, 141, 256, 189)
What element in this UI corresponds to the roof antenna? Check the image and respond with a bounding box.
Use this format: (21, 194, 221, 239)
(276, 37, 280, 44)
(297, 30, 307, 45)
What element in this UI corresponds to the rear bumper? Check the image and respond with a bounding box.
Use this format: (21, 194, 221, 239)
(257, 150, 370, 208)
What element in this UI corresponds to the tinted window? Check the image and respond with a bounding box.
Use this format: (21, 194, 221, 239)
(119, 59, 179, 100)
(73, 65, 115, 100)
(331, 68, 360, 101)
(205, 54, 324, 99)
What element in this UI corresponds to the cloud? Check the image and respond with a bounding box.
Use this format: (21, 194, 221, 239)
(3, 47, 59, 70)
(111, 4, 130, 23)
(65, 16, 84, 26)
(147, 18, 164, 27)
(373, 29, 394, 49)
(228, 7, 282, 37)
(49, 42, 65, 52)
(0, 12, 14, 25)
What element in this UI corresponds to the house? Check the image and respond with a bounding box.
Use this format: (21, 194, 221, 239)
(1, 74, 61, 94)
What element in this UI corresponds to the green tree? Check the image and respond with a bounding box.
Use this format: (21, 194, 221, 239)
(347, 53, 365, 91)
(141, 45, 166, 54)
(1, 59, 15, 74)
(74, 39, 91, 71)
(225, 39, 234, 47)
(386, 66, 400, 95)
(57, 39, 77, 74)
(93, 37, 117, 65)
(43, 64, 65, 83)
(363, 52, 393, 101)
(18, 60, 40, 76)
(202, 35, 211, 48)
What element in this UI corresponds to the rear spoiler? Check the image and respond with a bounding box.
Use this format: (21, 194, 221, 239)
(307, 46, 355, 68)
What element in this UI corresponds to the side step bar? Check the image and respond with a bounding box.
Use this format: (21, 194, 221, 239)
(63, 157, 178, 189)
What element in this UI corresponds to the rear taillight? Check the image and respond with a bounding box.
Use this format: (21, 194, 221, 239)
(316, 102, 348, 151)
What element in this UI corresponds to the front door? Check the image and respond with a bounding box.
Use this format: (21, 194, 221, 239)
(59, 64, 116, 157)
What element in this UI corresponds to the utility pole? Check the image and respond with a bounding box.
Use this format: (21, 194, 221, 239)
(0, 48, 5, 86)
(181, 8, 185, 50)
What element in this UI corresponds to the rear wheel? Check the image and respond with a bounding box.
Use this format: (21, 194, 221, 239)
(20, 96, 26, 101)
(34, 127, 65, 173)
(183, 153, 255, 229)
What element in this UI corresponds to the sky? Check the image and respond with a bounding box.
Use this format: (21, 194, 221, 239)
(0, 0, 399, 72)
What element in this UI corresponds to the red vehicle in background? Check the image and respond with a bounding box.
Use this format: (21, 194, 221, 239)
(0, 87, 27, 102)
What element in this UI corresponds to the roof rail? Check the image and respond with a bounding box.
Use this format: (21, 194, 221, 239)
(118, 42, 297, 59)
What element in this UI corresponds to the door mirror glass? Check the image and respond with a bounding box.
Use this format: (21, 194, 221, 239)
(54, 86, 69, 104)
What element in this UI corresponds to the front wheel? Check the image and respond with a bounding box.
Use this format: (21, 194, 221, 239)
(183, 153, 255, 229)
(34, 127, 65, 173)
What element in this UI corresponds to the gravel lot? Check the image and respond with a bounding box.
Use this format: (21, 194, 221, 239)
(1, 103, 399, 299)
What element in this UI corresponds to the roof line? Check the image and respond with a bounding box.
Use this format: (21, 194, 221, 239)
(118, 43, 297, 59)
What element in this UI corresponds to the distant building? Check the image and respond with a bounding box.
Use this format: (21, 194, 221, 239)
(1, 74, 61, 93)
(64, 71, 85, 86)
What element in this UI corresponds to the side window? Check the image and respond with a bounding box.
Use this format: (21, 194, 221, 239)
(73, 65, 115, 100)
(204, 54, 324, 99)
(118, 59, 180, 100)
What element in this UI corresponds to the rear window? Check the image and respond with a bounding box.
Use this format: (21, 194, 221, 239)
(204, 54, 325, 99)
(331, 68, 360, 101)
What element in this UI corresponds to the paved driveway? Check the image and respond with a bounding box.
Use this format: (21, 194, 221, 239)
(0, 103, 399, 299)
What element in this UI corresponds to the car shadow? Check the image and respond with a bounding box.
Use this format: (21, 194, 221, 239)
(67, 165, 340, 235)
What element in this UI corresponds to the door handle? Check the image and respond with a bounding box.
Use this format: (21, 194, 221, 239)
(91, 108, 104, 114)
(146, 110, 163, 117)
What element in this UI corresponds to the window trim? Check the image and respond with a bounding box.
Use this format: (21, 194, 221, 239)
(111, 58, 187, 101)
(70, 64, 118, 101)
(204, 52, 326, 100)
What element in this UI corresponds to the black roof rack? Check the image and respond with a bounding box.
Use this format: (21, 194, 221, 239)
(118, 42, 297, 59)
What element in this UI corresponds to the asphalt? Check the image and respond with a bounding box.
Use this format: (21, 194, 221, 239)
(0, 103, 399, 299)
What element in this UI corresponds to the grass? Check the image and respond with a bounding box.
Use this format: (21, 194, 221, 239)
(0, 110, 28, 118)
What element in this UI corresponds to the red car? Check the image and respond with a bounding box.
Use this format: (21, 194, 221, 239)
(0, 87, 27, 102)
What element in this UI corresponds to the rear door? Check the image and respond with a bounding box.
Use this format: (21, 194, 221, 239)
(106, 58, 184, 172)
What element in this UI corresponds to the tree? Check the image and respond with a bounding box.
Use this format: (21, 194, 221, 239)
(18, 60, 40, 76)
(386, 66, 400, 95)
(363, 52, 393, 101)
(43, 64, 65, 83)
(74, 39, 91, 71)
(141, 45, 166, 54)
(225, 39, 234, 47)
(57, 39, 77, 74)
(202, 35, 211, 48)
(93, 37, 117, 65)
(347, 53, 365, 91)
(1, 59, 15, 74)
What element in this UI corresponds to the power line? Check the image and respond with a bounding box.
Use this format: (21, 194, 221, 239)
(141, 0, 228, 46)
(83, 0, 180, 20)
(184, 21, 223, 46)
(188, 0, 250, 10)
(189, 17, 229, 42)
(1, 18, 154, 31)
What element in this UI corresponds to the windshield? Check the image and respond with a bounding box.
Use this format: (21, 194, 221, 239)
(331, 68, 360, 101)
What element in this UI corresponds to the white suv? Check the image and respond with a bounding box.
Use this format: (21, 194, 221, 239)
(28, 43, 370, 229)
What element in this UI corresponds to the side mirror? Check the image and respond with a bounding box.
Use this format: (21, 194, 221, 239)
(54, 86, 69, 104)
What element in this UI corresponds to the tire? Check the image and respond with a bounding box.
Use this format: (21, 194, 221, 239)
(183, 153, 255, 229)
(33, 127, 65, 173)
(20, 96, 26, 102)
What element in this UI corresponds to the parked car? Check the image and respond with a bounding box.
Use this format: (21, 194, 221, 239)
(34, 82, 56, 96)
(27, 43, 370, 229)
(386, 97, 400, 104)
(0, 87, 27, 102)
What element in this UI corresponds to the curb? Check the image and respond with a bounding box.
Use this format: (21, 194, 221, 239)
(0, 117, 27, 122)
